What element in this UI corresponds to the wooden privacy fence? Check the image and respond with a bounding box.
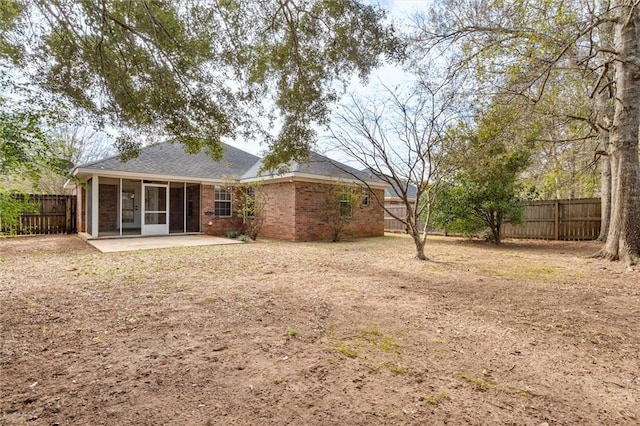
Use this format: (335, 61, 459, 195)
(384, 204, 425, 233)
(502, 198, 601, 240)
(385, 198, 602, 241)
(1, 194, 77, 235)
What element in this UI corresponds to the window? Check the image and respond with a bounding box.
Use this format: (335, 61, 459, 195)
(340, 188, 352, 218)
(361, 188, 370, 206)
(214, 186, 232, 217)
(245, 187, 256, 218)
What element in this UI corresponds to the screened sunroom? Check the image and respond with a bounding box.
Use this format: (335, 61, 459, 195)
(78, 176, 201, 238)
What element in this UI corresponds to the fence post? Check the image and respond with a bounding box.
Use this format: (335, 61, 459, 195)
(553, 200, 559, 240)
(66, 196, 72, 234)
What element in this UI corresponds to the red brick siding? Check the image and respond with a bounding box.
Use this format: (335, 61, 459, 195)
(88, 179, 384, 241)
(78, 186, 86, 233)
(260, 182, 297, 240)
(98, 184, 118, 232)
(169, 186, 184, 232)
(200, 184, 237, 236)
(292, 182, 384, 241)
(293, 182, 331, 241)
(349, 187, 385, 237)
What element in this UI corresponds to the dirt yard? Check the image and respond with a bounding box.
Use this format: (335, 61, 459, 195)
(1, 234, 638, 425)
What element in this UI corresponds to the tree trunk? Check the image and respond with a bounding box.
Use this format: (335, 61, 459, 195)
(411, 231, 428, 260)
(492, 212, 502, 244)
(595, 5, 614, 242)
(597, 151, 612, 241)
(404, 208, 428, 260)
(596, 3, 640, 264)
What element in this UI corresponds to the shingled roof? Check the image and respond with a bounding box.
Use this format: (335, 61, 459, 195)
(241, 151, 374, 182)
(74, 141, 384, 186)
(76, 141, 261, 180)
(385, 180, 418, 201)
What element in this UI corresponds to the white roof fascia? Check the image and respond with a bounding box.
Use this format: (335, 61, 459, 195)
(62, 178, 77, 190)
(385, 196, 418, 203)
(72, 168, 388, 189)
(72, 167, 240, 185)
(240, 172, 388, 189)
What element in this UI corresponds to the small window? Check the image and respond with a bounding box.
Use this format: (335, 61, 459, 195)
(214, 186, 232, 217)
(245, 187, 255, 218)
(361, 188, 370, 206)
(340, 189, 352, 218)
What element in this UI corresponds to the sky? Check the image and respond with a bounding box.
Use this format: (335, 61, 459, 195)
(225, 0, 433, 159)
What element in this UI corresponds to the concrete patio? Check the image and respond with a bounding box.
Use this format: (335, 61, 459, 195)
(86, 234, 243, 253)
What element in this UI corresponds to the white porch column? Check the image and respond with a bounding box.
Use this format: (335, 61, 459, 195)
(90, 175, 99, 237)
(119, 178, 123, 237)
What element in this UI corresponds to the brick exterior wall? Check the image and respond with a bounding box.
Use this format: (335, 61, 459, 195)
(169, 186, 184, 232)
(293, 181, 330, 241)
(345, 186, 386, 238)
(84, 178, 384, 241)
(199, 181, 384, 242)
(292, 182, 384, 241)
(260, 182, 296, 240)
(98, 184, 118, 232)
(200, 184, 237, 237)
(78, 186, 86, 233)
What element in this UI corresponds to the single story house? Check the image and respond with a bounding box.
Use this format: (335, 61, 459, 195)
(66, 142, 386, 241)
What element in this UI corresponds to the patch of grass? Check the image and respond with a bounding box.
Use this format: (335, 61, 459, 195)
(334, 344, 358, 358)
(382, 361, 409, 375)
(377, 336, 401, 353)
(125, 315, 139, 324)
(331, 326, 403, 364)
(458, 374, 496, 391)
(476, 262, 574, 282)
(516, 388, 532, 397)
(360, 327, 383, 339)
(503, 385, 533, 397)
(421, 392, 450, 406)
(368, 409, 390, 417)
(360, 327, 401, 354)
(432, 349, 449, 360)
(287, 328, 298, 338)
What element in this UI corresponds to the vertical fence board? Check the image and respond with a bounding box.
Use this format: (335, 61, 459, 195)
(383, 204, 425, 233)
(385, 198, 602, 241)
(1, 194, 77, 235)
(503, 198, 601, 240)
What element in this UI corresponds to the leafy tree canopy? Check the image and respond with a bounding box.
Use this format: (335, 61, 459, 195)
(432, 103, 536, 243)
(0, 101, 68, 184)
(1, 0, 403, 169)
(0, 98, 68, 232)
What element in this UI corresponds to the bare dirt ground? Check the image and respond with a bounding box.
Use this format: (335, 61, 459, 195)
(1, 234, 638, 425)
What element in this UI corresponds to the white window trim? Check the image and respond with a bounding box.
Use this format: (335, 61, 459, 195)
(362, 188, 370, 206)
(245, 187, 256, 218)
(214, 186, 233, 218)
(340, 189, 352, 218)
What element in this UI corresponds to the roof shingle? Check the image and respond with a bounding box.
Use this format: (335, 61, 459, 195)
(77, 142, 261, 180)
